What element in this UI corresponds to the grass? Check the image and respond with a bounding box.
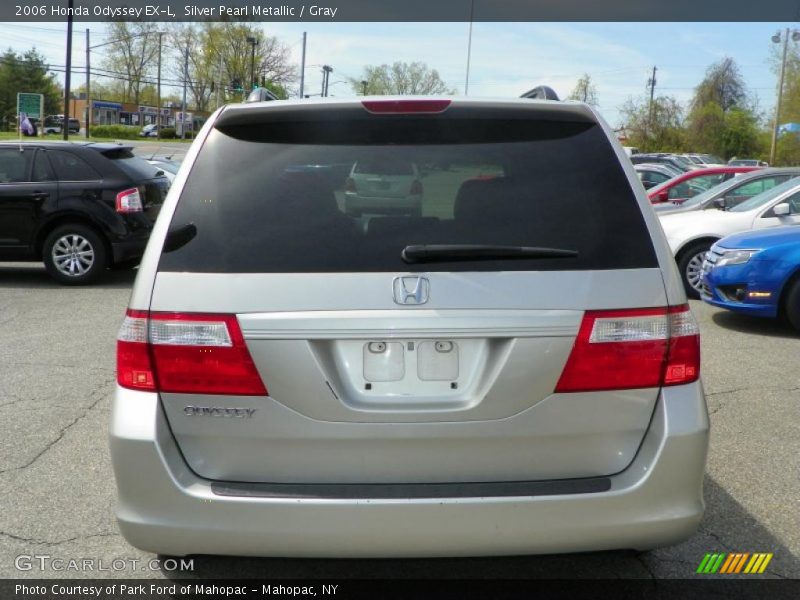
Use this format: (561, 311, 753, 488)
(0, 131, 193, 143)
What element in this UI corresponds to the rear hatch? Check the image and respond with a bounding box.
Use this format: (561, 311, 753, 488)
(138, 100, 688, 485)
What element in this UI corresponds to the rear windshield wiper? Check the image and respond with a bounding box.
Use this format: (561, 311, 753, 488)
(401, 244, 578, 264)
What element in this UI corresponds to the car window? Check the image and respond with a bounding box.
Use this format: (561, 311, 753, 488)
(730, 175, 788, 197)
(32, 150, 55, 182)
(158, 119, 658, 274)
(0, 148, 31, 183)
(692, 173, 727, 190)
(785, 191, 800, 214)
(48, 150, 101, 181)
(96, 148, 161, 180)
(354, 159, 415, 176)
(730, 177, 800, 212)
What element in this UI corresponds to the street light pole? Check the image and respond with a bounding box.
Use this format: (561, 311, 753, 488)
(63, 0, 73, 141)
(246, 36, 258, 90)
(769, 28, 798, 166)
(156, 31, 163, 141)
(85, 28, 90, 138)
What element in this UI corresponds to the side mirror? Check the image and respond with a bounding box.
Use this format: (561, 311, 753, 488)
(654, 190, 669, 203)
(713, 197, 727, 210)
(773, 202, 791, 216)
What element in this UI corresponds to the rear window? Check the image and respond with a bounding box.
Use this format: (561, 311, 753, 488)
(95, 147, 161, 180)
(158, 117, 658, 273)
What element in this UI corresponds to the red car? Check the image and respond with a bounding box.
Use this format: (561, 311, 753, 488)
(647, 166, 760, 204)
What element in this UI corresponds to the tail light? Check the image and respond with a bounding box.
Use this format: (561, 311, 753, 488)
(344, 177, 356, 193)
(116, 188, 143, 213)
(555, 305, 699, 393)
(410, 180, 423, 195)
(117, 310, 267, 396)
(361, 99, 451, 114)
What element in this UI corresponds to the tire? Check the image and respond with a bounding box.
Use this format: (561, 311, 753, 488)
(42, 224, 108, 285)
(677, 241, 712, 299)
(784, 279, 800, 333)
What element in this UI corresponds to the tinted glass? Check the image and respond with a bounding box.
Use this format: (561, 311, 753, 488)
(0, 148, 31, 183)
(95, 148, 162, 180)
(158, 119, 657, 273)
(32, 150, 55, 182)
(49, 150, 100, 181)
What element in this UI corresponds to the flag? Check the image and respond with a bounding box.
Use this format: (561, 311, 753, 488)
(20, 112, 34, 136)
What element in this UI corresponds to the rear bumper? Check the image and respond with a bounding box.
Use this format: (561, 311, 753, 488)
(111, 239, 148, 264)
(109, 383, 709, 558)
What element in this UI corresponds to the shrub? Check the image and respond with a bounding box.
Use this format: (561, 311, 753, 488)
(89, 124, 140, 139)
(159, 127, 176, 139)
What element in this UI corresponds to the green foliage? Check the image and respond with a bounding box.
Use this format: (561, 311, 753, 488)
(351, 62, 454, 96)
(719, 108, 763, 159)
(0, 49, 63, 130)
(159, 127, 176, 139)
(88, 124, 140, 139)
(567, 74, 599, 106)
(775, 133, 800, 166)
(618, 94, 687, 152)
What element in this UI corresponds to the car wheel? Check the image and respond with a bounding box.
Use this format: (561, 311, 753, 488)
(677, 242, 712, 299)
(43, 224, 108, 285)
(784, 278, 800, 333)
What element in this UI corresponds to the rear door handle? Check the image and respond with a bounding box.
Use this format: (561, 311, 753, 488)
(30, 191, 49, 200)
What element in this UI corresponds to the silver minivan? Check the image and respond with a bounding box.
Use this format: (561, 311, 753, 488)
(111, 96, 708, 557)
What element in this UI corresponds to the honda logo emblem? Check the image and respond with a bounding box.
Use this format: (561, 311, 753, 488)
(393, 276, 430, 305)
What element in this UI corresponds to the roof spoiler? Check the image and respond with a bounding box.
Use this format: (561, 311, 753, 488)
(245, 87, 280, 103)
(520, 86, 560, 101)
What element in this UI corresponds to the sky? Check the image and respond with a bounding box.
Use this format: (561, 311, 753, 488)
(0, 20, 792, 127)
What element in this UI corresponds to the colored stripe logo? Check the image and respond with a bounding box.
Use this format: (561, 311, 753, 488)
(696, 553, 773, 574)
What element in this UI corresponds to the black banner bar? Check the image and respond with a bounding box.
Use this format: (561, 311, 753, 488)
(3, 579, 800, 600)
(5, 0, 800, 22)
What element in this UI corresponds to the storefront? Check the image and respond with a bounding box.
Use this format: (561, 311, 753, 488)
(92, 101, 122, 125)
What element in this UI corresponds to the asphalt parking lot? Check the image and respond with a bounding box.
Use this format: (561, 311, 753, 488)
(0, 262, 797, 580)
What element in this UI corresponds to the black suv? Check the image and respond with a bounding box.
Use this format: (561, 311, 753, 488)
(0, 141, 169, 284)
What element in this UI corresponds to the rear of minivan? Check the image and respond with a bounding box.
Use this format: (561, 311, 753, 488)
(110, 97, 709, 557)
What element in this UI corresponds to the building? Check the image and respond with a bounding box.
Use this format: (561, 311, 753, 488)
(69, 95, 208, 131)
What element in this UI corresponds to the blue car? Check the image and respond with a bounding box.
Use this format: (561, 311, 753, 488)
(701, 226, 800, 331)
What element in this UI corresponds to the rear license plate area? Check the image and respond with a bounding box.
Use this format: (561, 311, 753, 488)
(362, 340, 459, 384)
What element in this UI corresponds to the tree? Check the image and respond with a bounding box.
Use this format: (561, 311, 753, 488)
(194, 23, 295, 107)
(0, 48, 62, 129)
(567, 74, 598, 106)
(618, 94, 687, 152)
(690, 57, 747, 113)
(350, 62, 454, 95)
(101, 22, 161, 105)
(685, 57, 763, 159)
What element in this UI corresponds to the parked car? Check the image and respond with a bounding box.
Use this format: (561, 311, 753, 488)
(647, 166, 759, 204)
(654, 167, 800, 214)
(630, 153, 699, 172)
(659, 177, 800, 296)
(139, 124, 158, 138)
(634, 163, 683, 189)
(701, 227, 800, 331)
(146, 156, 181, 182)
(684, 153, 725, 167)
(111, 95, 707, 558)
(0, 141, 169, 284)
(343, 158, 423, 216)
(729, 158, 769, 167)
(43, 116, 81, 135)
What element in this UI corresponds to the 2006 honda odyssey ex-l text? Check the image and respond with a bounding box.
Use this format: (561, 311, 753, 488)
(110, 95, 709, 557)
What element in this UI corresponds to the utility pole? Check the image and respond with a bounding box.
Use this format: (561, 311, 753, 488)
(63, 0, 73, 141)
(770, 28, 797, 166)
(181, 47, 188, 139)
(85, 28, 90, 138)
(464, 0, 475, 95)
(246, 36, 259, 90)
(156, 31, 162, 141)
(361, 80, 368, 95)
(647, 66, 657, 128)
(299, 32, 306, 98)
(321, 65, 333, 97)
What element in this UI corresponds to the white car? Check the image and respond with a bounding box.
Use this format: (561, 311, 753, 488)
(660, 178, 800, 296)
(344, 159, 423, 217)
